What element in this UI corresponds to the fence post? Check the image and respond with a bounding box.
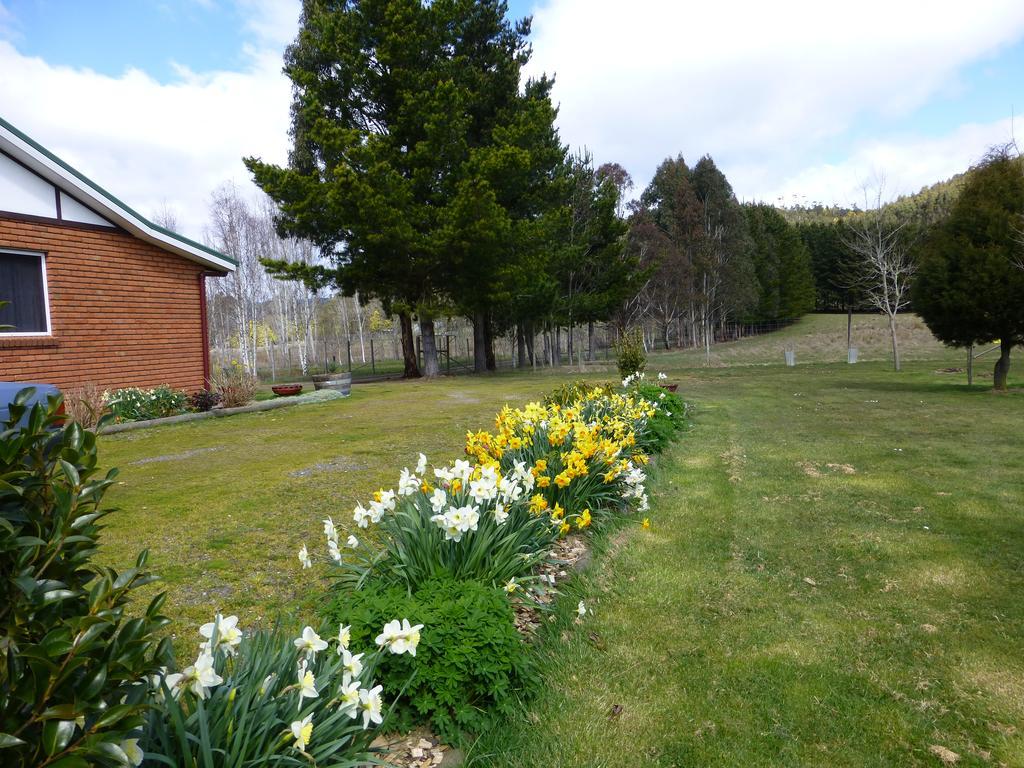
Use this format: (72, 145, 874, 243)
(967, 344, 974, 386)
(446, 335, 451, 374)
(370, 338, 376, 375)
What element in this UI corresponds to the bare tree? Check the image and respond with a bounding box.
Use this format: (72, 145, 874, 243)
(843, 181, 916, 371)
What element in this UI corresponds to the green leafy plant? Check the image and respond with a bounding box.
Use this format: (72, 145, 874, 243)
(630, 382, 688, 453)
(106, 386, 189, 423)
(543, 380, 611, 407)
(325, 577, 535, 743)
(144, 620, 387, 767)
(615, 327, 646, 379)
(0, 388, 173, 767)
(337, 488, 553, 592)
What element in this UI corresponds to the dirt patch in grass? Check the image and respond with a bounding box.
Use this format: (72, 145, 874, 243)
(288, 456, 368, 478)
(128, 447, 223, 465)
(798, 461, 857, 477)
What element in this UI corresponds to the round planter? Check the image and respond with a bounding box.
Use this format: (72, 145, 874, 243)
(312, 372, 352, 396)
(272, 384, 303, 397)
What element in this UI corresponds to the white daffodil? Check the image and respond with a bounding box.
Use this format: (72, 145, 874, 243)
(375, 618, 422, 656)
(398, 468, 419, 496)
(338, 679, 360, 718)
(658, 372, 668, 380)
(368, 500, 387, 523)
(379, 489, 397, 512)
(416, 452, 428, 475)
(199, 614, 242, 656)
(359, 685, 384, 729)
(469, 478, 496, 504)
(504, 578, 518, 593)
(341, 648, 364, 683)
(353, 502, 372, 528)
(375, 619, 402, 651)
(291, 714, 313, 752)
(431, 511, 464, 542)
(296, 660, 318, 709)
(346, 534, 359, 548)
(294, 626, 329, 661)
(180, 651, 222, 699)
(298, 544, 312, 569)
(336, 623, 351, 651)
(328, 539, 342, 563)
(577, 600, 587, 617)
(429, 487, 448, 514)
(163, 672, 184, 700)
(399, 618, 422, 656)
(452, 459, 472, 483)
(434, 465, 455, 484)
(323, 516, 338, 543)
(493, 502, 509, 526)
(452, 504, 480, 533)
(121, 738, 144, 767)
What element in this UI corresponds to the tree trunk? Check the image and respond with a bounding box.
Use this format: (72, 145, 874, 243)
(888, 313, 901, 371)
(472, 311, 488, 373)
(398, 311, 421, 378)
(420, 316, 440, 378)
(553, 327, 562, 367)
(525, 323, 535, 367)
(484, 314, 496, 371)
(516, 323, 527, 368)
(993, 338, 1012, 391)
(587, 320, 595, 362)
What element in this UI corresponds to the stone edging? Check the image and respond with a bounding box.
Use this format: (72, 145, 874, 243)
(98, 392, 348, 435)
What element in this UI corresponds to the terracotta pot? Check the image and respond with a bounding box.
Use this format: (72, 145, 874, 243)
(272, 384, 303, 397)
(661, 383, 679, 393)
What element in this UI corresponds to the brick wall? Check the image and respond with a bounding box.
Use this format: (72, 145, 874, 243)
(0, 216, 213, 392)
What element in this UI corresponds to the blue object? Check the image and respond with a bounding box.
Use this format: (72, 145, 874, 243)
(0, 383, 62, 429)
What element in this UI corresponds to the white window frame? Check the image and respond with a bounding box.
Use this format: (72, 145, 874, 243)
(0, 247, 52, 336)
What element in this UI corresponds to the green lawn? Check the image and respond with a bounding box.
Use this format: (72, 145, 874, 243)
(473, 359, 1024, 767)
(96, 315, 1024, 765)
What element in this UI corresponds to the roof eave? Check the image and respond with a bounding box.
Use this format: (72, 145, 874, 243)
(0, 117, 236, 273)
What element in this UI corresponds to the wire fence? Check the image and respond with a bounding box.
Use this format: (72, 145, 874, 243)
(212, 317, 799, 384)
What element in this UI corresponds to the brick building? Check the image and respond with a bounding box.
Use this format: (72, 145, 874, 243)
(0, 117, 235, 392)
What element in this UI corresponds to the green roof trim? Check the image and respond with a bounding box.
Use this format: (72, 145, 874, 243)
(0, 115, 237, 268)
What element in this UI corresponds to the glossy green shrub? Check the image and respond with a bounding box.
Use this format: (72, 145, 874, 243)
(0, 389, 172, 767)
(324, 577, 535, 743)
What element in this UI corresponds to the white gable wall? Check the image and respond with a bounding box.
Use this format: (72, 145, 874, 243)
(0, 151, 114, 227)
(0, 151, 57, 218)
(59, 191, 112, 227)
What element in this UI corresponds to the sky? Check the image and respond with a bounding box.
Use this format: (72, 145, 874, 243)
(1, 0, 1023, 240)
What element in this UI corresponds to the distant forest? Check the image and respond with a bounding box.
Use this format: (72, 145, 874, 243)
(779, 174, 967, 311)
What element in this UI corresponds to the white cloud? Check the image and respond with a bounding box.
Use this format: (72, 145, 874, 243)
(747, 118, 1019, 209)
(527, 0, 1024, 204)
(0, 1, 300, 241)
(2, 0, 1022, 243)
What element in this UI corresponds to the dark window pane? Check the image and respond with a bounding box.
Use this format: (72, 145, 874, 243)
(0, 252, 47, 333)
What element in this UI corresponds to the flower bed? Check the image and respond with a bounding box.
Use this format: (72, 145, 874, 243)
(314, 374, 687, 742)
